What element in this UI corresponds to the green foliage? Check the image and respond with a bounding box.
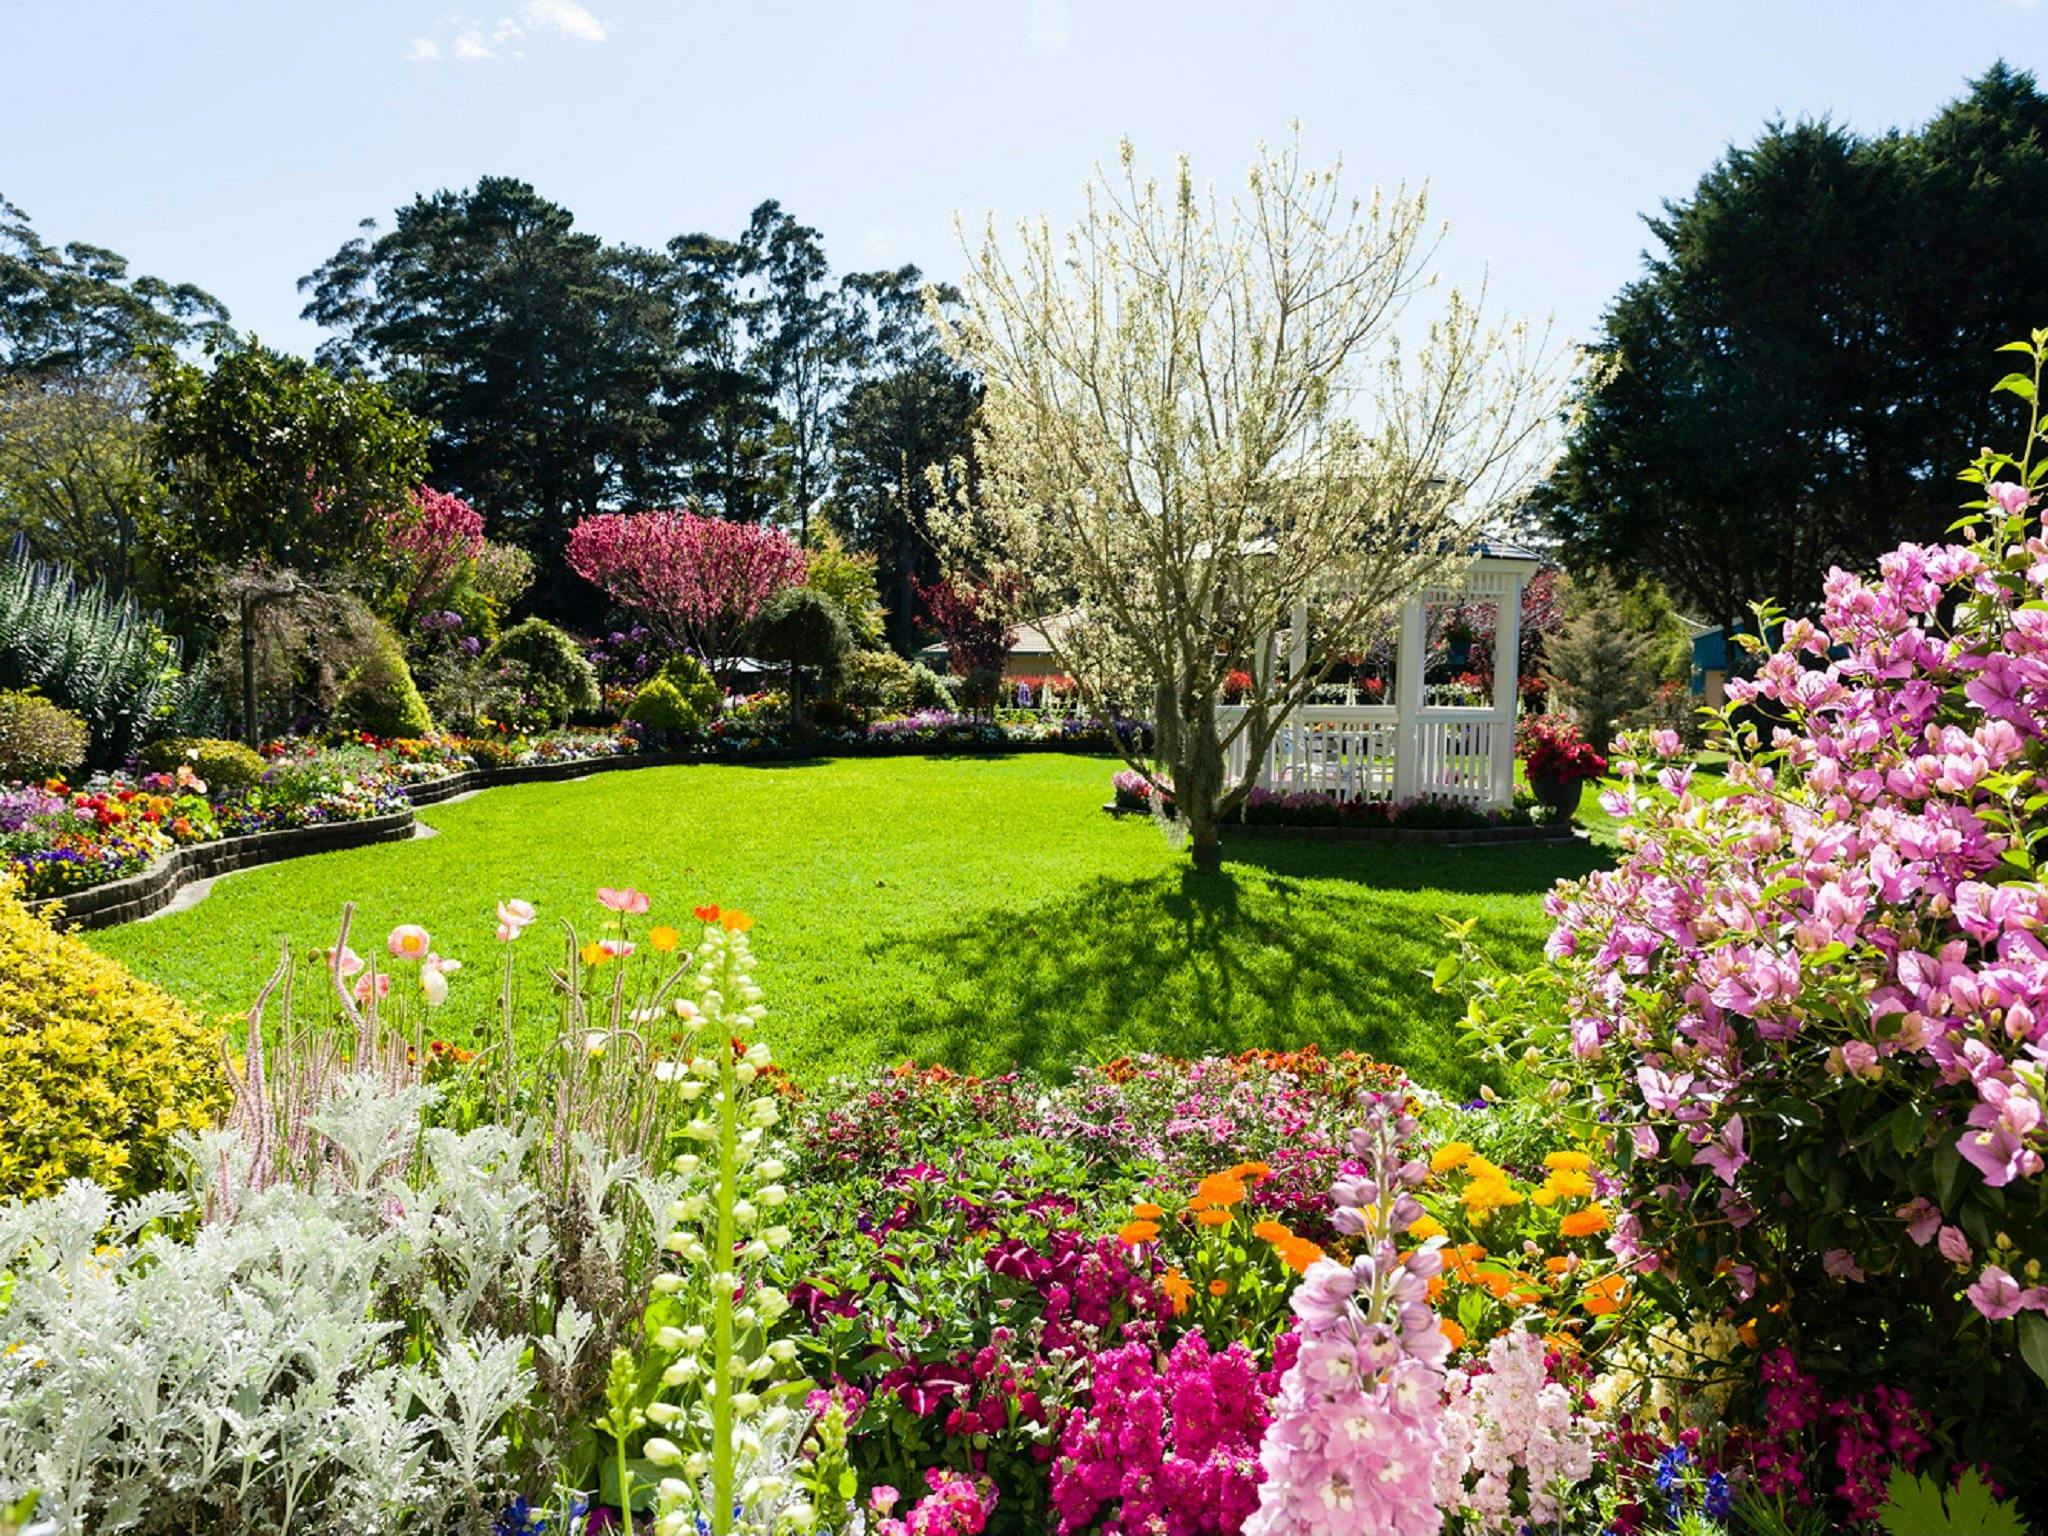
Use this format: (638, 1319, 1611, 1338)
(0, 690, 86, 780)
(751, 586, 852, 723)
(331, 625, 435, 738)
(0, 369, 162, 592)
(907, 661, 957, 711)
(136, 735, 268, 792)
(623, 675, 701, 736)
(658, 652, 721, 719)
(1534, 63, 2048, 625)
(486, 617, 600, 729)
(0, 539, 207, 765)
(801, 530, 886, 646)
(0, 876, 224, 1198)
(1540, 571, 1664, 752)
(840, 647, 920, 712)
(1877, 1470, 2025, 1536)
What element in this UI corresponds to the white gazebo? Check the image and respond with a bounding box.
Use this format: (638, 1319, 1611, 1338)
(1216, 538, 1542, 809)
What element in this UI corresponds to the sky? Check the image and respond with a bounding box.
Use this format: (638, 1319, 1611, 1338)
(4, 1, 2043, 359)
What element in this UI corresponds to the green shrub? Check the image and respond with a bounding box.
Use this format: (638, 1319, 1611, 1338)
(332, 627, 435, 739)
(0, 690, 88, 780)
(624, 676, 699, 736)
(486, 618, 599, 729)
(907, 661, 957, 712)
(136, 735, 269, 792)
(0, 876, 225, 1198)
(659, 652, 722, 722)
(0, 539, 208, 765)
(841, 648, 919, 712)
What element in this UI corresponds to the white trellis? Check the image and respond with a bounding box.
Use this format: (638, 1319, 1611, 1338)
(1216, 540, 1540, 809)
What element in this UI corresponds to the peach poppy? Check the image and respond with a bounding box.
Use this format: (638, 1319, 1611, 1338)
(387, 924, 431, 960)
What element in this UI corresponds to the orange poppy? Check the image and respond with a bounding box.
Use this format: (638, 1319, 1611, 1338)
(719, 909, 755, 932)
(1118, 1219, 1161, 1246)
(693, 904, 720, 922)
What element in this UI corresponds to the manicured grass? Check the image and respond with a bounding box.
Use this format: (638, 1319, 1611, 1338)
(88, 755, 1607, 1095)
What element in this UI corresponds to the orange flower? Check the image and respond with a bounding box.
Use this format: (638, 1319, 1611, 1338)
(1208, 1279, 1229, 1297)
(1194, 1172, 1248, 1208)
(1544, 1256, 1574, 1275)
(1118, 1219, 1161, 1246)
(1560, 1205, 1611, 1238)
(1229, 1161, 1273, 1181)
(1131, 1202, 1165, 1221)
(1195, 1209, 1233, 1228)
(648, 925, 681, 952)
(1439, 1318, 1468, 1350)
(1583, 1273, 1629, 1317)
(1274, 1236, 1325, 1274)
(1251, 1219, 1293, 1244)
(579, 941, 610, 966)
(693, 904, 720, 922)
(1162, 1269, 1193, 1316)
(720, 909, 755, 932)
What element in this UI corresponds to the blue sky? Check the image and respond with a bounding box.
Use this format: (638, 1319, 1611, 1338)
(5, 1, 2042, 357)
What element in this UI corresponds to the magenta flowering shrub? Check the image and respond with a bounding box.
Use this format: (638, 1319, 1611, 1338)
(1465, 343, 2048, 1509)
(1049, 1331, 1287, 1535)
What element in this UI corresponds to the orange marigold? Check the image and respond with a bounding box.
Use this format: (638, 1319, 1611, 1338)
(1559, 1205, 1611, 1238)
(1132, 1201, 1165, 1221)
(1274, 1236, 1325, 1274)
(1439, 1318, 1468, 1349)
(1195, 1209, 1233, 1228)
(1251, 1219, 1293, 1244)
(1194, 1172, 1248, 1208)
(1208, 1279, 1229, 1297)
(1162, 1269, 1194, 1316)
(1118, 1219, 1161, 1246)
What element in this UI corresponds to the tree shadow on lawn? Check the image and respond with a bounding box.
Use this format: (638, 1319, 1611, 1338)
(844, 835, 1606, 1097)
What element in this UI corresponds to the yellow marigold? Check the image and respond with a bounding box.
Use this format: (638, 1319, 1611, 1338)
(1461, 1177, 1524, 1214)
(1542, 1168, 1596, 1201)
(1430, 1141, 1475, 1174)
(1560, 1205, 1611, 1238)
(1408, 1214, 1448, 1240)
(1542, 1150, 1595, 1172)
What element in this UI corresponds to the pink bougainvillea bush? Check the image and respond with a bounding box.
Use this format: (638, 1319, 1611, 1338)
(1460, 341, 2048, 1510)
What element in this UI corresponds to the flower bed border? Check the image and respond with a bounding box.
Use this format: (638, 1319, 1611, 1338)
(1101, 804, 1579, 845)
(24, 740, 1125, 930)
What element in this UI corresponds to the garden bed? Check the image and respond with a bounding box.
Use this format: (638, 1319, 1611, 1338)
(1101, 803, 1575, 844)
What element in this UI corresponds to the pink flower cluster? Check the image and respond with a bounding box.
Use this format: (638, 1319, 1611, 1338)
(1750, 1350, 1931, 1522)
(1531, 479, 2048, 1329)
(565, 508, 805, 662)
(1050, 1332, 1284, 1536)
(872, 1468, 998, 1536)
(1245, 1095, 1448, 1536)
(1434, 1329, 1596, 1532)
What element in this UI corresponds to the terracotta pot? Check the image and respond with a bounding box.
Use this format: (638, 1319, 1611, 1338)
(1529, 771, 1586, 820)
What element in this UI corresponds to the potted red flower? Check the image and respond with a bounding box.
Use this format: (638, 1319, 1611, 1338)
(1515, 713, 1607, 819)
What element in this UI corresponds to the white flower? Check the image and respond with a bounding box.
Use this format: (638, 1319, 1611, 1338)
(642, 1436, 682, 1466)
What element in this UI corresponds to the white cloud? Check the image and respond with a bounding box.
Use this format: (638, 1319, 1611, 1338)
(408, 2, 607, 63)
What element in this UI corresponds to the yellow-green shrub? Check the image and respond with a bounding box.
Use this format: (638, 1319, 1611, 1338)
(136, 735, 269, 792)
(0, 877, 224, 1198)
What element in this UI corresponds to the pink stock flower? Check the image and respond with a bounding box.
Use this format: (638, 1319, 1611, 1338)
(596, 886, 650, 915)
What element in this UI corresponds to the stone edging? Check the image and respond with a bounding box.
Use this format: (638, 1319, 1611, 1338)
(1101, 804, 1579, 845)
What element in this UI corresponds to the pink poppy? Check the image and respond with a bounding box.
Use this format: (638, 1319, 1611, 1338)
(387, 924, 431, 960)
(597, 886, 650, 915)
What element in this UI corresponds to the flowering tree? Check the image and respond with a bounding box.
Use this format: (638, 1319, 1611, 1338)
(384, 485, 484, 621)
(1460, 336, 2048, 1499)
(913, 569, 1019, 698)
(934, 133, 1575, 868)
(564, 509, 805, 669)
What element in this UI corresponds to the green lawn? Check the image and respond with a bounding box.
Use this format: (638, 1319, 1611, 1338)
(88, 755, 1606, 1095)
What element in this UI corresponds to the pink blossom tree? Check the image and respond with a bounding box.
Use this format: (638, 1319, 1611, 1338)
(385, 485, 485, 620)
(564, 508, 806, 669)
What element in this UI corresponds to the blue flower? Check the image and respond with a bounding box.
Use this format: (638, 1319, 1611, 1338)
(1654, 1444, 1688, 1496)
(1703, 1471, 1731, 1520)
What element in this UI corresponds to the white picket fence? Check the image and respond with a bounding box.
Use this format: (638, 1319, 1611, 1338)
(1217, 704, 1503, 808)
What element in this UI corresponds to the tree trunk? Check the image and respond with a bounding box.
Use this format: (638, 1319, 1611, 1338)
(1172, 695, 1228, 872)
(240, 588, 259, 747)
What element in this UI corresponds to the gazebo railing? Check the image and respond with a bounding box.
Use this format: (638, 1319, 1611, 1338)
(1217, 703, 1505, 807)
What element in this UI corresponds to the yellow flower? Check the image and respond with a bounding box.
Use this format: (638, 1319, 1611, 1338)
(1430, 1141, 1475, 1174)
(1408, 1214, 1448, 1240)
(1542, 1168, 1596, 1201)
(1542, 1150, 1594, 1172)
(580, 941, 610, 967)
(1461, 1177, 1524, 1214)
(648, 925, 681, 953)
(719, 909, 755, 933)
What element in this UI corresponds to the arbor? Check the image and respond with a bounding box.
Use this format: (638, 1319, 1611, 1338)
(563, 508, 805, 669)
(145, 338, 432, 742)
(938, 135, 1571, 868)
(1534, 64, 2048, 627)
